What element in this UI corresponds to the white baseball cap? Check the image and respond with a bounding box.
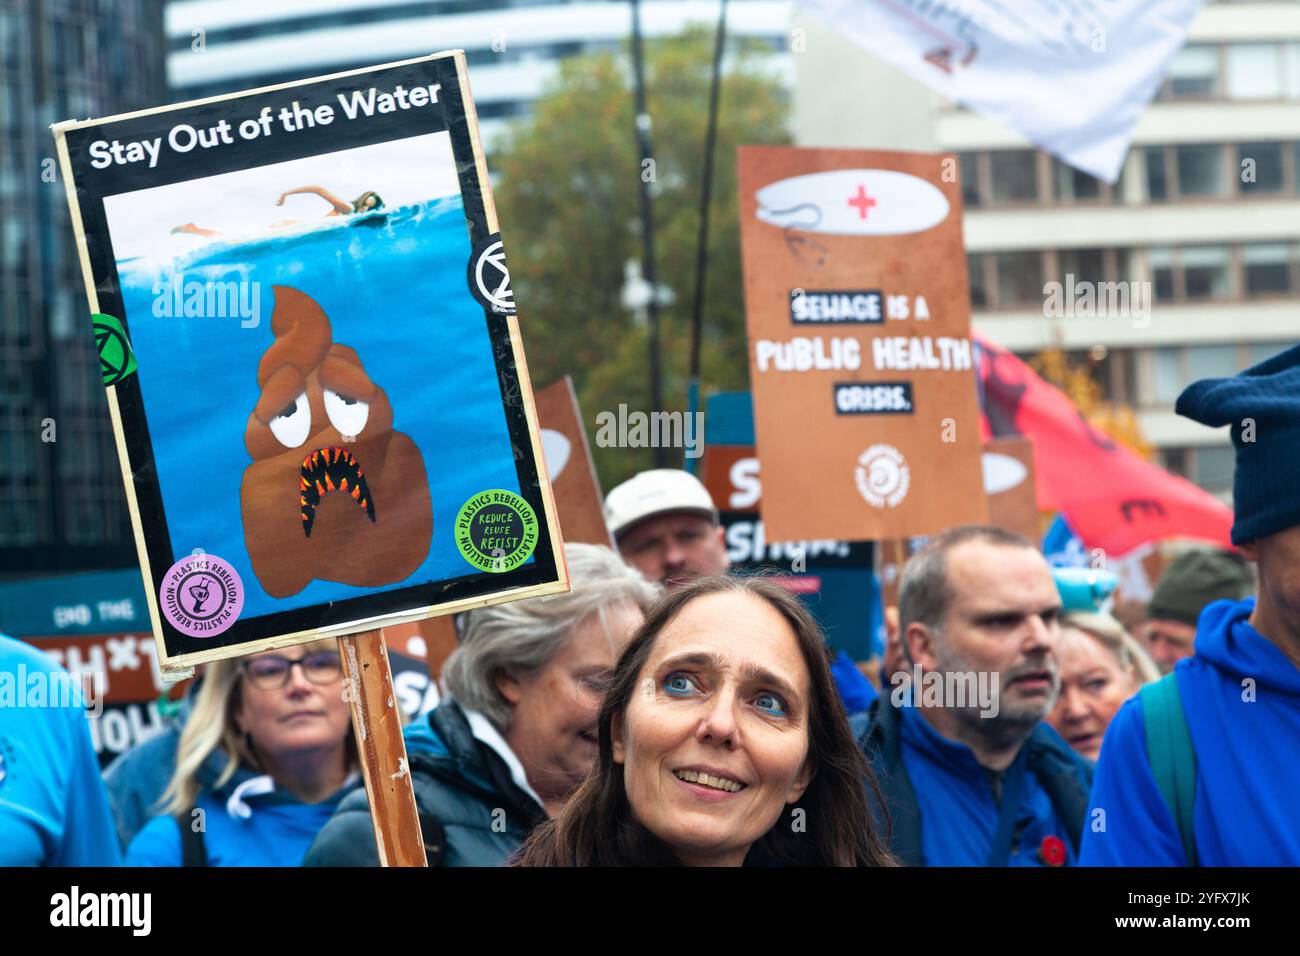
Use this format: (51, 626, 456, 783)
(604, 469, 719, 539)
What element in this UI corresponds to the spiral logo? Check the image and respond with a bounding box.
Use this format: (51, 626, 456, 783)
(855, 444, 910, 509)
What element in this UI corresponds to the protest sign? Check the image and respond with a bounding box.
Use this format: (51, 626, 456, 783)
(738, 146, 987, 544)
(983, 437, 1040, 541)
(535, 377, 613, 546)
(702, 392, 879, 661)
(794, 0, 1206, 182)
(52, 52, 568, 676)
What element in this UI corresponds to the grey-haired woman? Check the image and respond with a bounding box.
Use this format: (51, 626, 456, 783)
(303, 543, 658, 866)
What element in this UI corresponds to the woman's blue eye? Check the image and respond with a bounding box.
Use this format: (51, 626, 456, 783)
(663, 673, 696, 696)
(754, 693, 788, 717)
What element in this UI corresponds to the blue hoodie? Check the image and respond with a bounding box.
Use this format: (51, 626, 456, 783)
(125, 760, 353, 867)
(1081, 598, 1300, 866)
(0, 634, 121, 866)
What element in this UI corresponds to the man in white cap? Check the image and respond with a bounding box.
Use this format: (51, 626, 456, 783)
(604, 469, 729, 589)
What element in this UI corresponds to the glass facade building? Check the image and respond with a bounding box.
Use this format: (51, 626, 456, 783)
(0, 0, 165, 571)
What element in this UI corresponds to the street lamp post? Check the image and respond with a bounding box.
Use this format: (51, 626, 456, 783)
(628, 0, 666, 466)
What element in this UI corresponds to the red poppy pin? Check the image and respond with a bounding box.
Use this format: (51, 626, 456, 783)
(1038, 835, 1067, 867)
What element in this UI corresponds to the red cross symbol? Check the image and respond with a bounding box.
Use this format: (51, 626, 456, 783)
(848, 185, 878, 219)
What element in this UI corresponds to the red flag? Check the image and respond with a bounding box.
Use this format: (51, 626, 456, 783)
(974, 331, 1232, 556)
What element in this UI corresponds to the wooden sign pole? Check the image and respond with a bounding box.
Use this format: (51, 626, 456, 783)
(338, 629, 427, 867)
(878, 538, 906, 610)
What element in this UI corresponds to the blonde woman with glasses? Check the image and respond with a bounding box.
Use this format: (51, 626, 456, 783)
(125, 639, 357, 866)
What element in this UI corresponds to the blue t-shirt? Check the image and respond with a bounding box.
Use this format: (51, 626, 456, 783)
(0, 634, 122, 866)
(126, 784, 346, 867)
(899, 704, 1080, 866)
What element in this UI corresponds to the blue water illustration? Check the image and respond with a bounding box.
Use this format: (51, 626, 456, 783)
(116, 195, 526, 621)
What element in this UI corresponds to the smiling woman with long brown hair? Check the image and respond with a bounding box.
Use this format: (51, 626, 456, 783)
(513, 575, 895, 867)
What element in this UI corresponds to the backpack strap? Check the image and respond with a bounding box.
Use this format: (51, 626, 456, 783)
(177, 804, 208, 868)
(1139, 674, 1198, 866)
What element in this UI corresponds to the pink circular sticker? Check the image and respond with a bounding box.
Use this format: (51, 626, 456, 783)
(160, 554, 244, 638)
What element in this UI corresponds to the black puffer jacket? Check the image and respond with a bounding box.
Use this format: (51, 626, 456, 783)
(303, 699, 545, 866)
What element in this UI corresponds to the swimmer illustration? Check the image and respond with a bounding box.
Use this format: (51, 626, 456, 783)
(172, 185, 384, 237)
(240, 285, 432, 598)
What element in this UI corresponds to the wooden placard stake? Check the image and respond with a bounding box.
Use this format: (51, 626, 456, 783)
(338, 629, 427, 867)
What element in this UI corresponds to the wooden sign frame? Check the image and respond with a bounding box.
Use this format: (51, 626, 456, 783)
(52, 51, 568, 676)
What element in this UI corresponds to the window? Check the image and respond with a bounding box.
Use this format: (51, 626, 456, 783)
(1155, 348, 1182, 404)
(1243, 243, 1291, 295)
(0, 419, 35, 479)
(1287, 42, 1300, 98)
(1238, 142, 1284, 193)
(990, 150, 1037, 203)
(1053, 159, 1101, 202)
(1149, 247, 1176, 301)
(968, 253, 988, 308)
(0, 499, 39, 546)
(960, 152, 981, 208)
(1176, 145, 1225, 196)
(1249, 340, 1290, 365)
(994, 251, 1043, 305)
(1188, 344, 1238, 380)
(1166, 45, 1219, 99)
(1182, 246, 1231, 298)
(1226, 43, 1282, 99)
(1057, 248, 1107, 284)
(1196, 445, 1236, 491)
(1146, 146, 1168, 201)
(2, 216, 23, 269)
(1161, 447, 1190, 479)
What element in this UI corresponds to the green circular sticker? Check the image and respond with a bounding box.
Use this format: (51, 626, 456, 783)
(455, 489, 539, 573)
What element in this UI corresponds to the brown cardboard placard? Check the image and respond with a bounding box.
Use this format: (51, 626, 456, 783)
(984, 436, 1040, 541)
(701, 445, 763, 512)
(738, 146, 988, 542)
(534, 377, 613, 547)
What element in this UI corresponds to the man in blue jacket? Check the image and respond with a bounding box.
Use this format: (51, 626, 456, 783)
(858, 526, 1092, 866)
(1082, 344, 1300, 866)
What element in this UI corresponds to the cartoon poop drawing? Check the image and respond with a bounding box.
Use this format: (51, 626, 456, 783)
(240, 286, 433, 598)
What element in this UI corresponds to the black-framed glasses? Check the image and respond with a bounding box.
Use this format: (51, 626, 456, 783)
(240, 651, 343, 690)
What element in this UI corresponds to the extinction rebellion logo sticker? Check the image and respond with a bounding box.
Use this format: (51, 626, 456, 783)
(160, 553, 244, 637)
(468, 233, 516, 315)
(855, 444, 910, 509)
(456, 489, 539, 573)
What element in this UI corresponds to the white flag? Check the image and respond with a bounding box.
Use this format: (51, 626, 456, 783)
(795, 0, 1207, 182)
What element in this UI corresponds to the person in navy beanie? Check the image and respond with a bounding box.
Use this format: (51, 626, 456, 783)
(1082, 343, 1300, 865)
